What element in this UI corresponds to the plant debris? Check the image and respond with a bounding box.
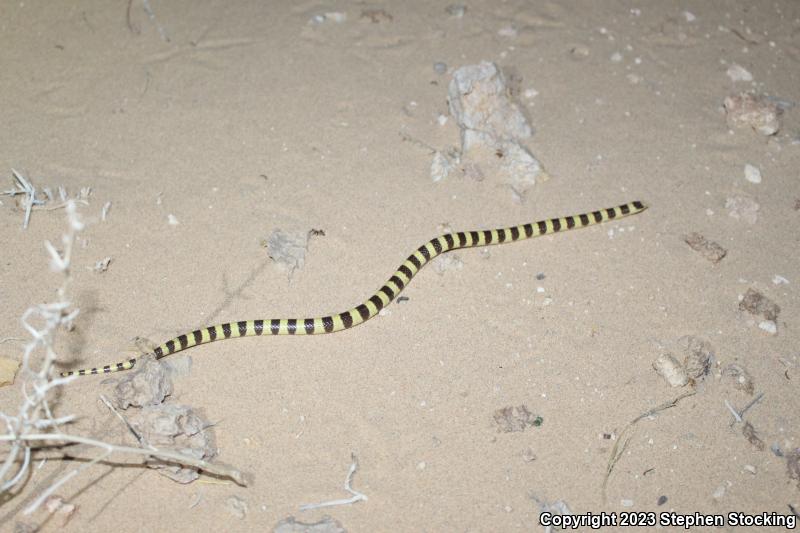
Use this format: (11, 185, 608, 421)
(274, 516, 346, 533)
(742, 421, 765, 451)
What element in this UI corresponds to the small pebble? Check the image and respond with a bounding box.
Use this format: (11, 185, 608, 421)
(570, 45, 590, 58)
(309, 11, 346, 25)
(621, 499, 634, 508)
(498, 25, 517, 38)
(758, 320, 777, 334)
(657, 495, 668, 506)
(744, 164, 762, 184)
(324, 12, 346, 23)
(0, 357, 21, 387)
(771, 443, 783, 457)
(653, 353, 689, 387)
(743, 464, 757, 475)
(727, 63, 753, 82)
(433, 61, 447, 75)
(445, 4, 466, 17)
(725, 195, 759, 225)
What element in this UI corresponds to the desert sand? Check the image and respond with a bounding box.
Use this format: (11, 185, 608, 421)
(1, 1, 799, 531)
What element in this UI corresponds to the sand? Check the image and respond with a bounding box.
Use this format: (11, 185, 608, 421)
(1, 1, 799, 531)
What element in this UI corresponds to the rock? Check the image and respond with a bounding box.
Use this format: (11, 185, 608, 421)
(726, 64, 753, 82)
(446, 62, 546, 198)
(226, 495, 248, 519)
(744, 164, 762, 184)
(130, 404, 216, 483)
(448, 62, 531, 148)
(725, 195, 759, 225)
(115, 355, 173, 409)
(653, 353, 688, 387)
(493, 404, 542, 433)
(683, 232, 727, 264)
(265, 229, 310, 277)
(722, 364, 754, 395)
(678, 336, 713, 380)
(724, 93, 781, 135)
(0, 356, 20, 387)
(739, 288, 780, 321)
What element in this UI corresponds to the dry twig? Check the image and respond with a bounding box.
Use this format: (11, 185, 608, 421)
(0, 200, 245, 520)
(602, 391, 696, 501)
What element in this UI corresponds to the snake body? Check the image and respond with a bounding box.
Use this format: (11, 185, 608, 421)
(62, 201, 646, 377)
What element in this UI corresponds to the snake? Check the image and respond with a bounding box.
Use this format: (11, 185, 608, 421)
(61, 201, 647, 377)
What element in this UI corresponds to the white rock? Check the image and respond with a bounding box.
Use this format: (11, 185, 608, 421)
(725, 196, 759, 225)
(445, 4, 466, 18)
(727, 64, 753, 82)
(448, 62, 545, 198)
(448, 62, 532, 144)
(758, 320, 777, 334)
(772, 275, 789, 285)
(430, 151, 454, 182)
(744, 164, 762, 184)
(653, 354, 689, 387)
(498, 25, 517, 38)
(324, 11, 346, 23)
